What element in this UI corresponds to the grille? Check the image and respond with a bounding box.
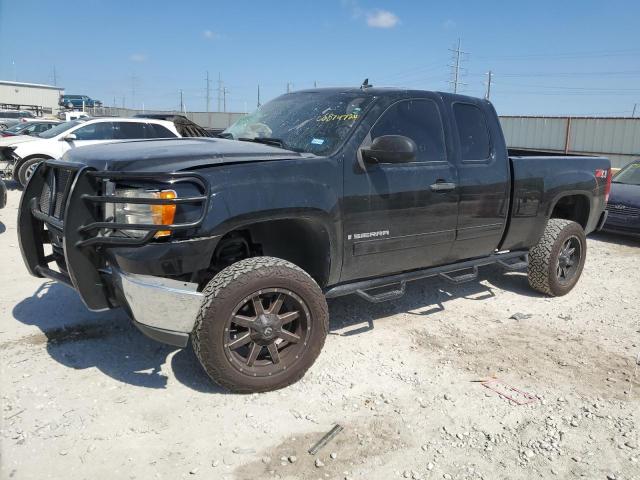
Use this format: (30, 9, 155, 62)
(38, 167, 73, 220)
(606, 203, 640, 217)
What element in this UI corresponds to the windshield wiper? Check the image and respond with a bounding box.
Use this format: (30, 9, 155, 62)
(238, 137, 287, 149)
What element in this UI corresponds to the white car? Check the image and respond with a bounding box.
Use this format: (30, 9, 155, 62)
(5, 117, 180, 185)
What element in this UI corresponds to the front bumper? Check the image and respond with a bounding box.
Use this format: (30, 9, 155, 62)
(18, 160, 212, 346)
(111, 268, 204, 347)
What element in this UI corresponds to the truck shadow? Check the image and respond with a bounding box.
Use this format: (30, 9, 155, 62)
(10, 282, 226, 393)
(10, 266, 539, 393)
(328, 265, 541, 335)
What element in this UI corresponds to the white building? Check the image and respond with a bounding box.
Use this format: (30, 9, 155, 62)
(0, 80, 64, 116)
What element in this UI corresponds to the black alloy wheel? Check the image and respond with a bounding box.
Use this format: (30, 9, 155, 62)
(224, 288, 311, 377)
(556, 236, 581, 284)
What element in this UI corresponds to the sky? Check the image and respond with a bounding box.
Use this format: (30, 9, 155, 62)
(1, 0, 640, 116)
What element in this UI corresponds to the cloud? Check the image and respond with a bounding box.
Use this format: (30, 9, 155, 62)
(129, 53, 147, 62)
(202, 30, 219, 40)
(366, 9, 399, 28)
(443, 19, 456, 30)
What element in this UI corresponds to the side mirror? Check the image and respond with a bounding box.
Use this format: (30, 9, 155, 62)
(62, 133, 77, 141)
(361, 135, 417, 164)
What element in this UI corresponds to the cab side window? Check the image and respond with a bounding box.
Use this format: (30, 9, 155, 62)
(370, 99, 447, 163)
(453, 103, 491, 161)
(73, 122, 114, 140)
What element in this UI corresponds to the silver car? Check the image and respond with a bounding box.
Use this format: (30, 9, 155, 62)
(0, 111, 36, 130)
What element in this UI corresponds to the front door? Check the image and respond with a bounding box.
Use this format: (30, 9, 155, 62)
(341, 97, 459, 282)
(63, 121, 116, 155)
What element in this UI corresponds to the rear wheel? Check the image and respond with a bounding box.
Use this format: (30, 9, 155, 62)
(193, 257, 329, 393)
(528, 219, 586, 296)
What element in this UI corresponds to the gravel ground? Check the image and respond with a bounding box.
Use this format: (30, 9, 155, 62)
(1, 183, 639, 480)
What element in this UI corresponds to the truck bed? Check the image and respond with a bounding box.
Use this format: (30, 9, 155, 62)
(500, 153, 610, 251)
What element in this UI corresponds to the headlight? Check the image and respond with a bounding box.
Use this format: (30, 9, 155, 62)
(114, 188, 177, 238)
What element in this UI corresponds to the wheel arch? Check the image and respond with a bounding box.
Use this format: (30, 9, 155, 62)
(548, 192, 591, 229)
(14, 153, 55, 171)
(211, 215, 336, 288)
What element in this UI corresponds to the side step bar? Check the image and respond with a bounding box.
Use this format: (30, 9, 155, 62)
(325, 251, 528, 302)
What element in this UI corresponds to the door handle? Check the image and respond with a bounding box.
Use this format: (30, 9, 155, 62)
(430, 181, 456, 192)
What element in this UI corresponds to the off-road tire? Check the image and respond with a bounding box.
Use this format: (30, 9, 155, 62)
(193, 256, 329, 393)
(528, 219, 586, 296)
(17, 157, 45, 187)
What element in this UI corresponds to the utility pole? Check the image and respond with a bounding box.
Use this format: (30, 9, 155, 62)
(223, 87, 228, 112)
(52, 66, 57, 86)
(122, 96, 125, 108)
(314, 80, 317, 88)
(217, 73, 223, 112)
(485, 70, 493, 100)
(179, 89, 184, 113)
(257, 84, 261, 108)
(448, 38, 468, 94)
(130, 74, 138, 109)
(286, 82, 292, 93)
(633, 103, 638, 118)
(205, 71, 211, 113)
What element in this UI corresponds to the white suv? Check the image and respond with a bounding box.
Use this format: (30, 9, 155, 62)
(9, 117, 180, 185)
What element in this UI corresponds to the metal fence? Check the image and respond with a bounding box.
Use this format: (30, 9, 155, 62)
(500, 116, 640, 168)
(81, 109, 640, 169)
(86, 107, 246, 129)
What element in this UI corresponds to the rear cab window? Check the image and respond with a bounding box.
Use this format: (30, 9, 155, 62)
(453, 103, 491, 161)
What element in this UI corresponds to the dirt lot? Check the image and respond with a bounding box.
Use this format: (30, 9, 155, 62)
(1, 183, 639, 480)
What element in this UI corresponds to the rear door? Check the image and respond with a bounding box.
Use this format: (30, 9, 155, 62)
(341, 97, 460, 282)
(448, 101, 509, 259)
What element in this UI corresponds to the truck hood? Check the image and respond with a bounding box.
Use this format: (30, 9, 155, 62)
(609, 182, 640, 207)
(61, 137, 306, 172)
(0, 135, 39, 147)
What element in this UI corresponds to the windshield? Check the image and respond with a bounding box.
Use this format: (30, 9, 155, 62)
(38, 120, 81, 139)
(223, 91, 375, 155)
(613, 161, 640, 186)
(4, 123, 28, 133)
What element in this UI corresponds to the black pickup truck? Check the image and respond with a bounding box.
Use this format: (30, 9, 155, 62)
(18, 88, 611, 392)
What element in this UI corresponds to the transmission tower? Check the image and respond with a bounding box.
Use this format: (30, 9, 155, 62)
(448, 38, 469, 94)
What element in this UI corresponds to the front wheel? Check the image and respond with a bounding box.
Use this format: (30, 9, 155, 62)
(17, 157, 45, 187)
(193, 257, 329, 393)
(528, 219, 587, 296)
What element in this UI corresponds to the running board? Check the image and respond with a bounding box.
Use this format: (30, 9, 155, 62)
(324, 250, 528, 301)
(439, 266, 478, 285)
(497, 254, 528, 271)
(356, 281, 406, 303)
